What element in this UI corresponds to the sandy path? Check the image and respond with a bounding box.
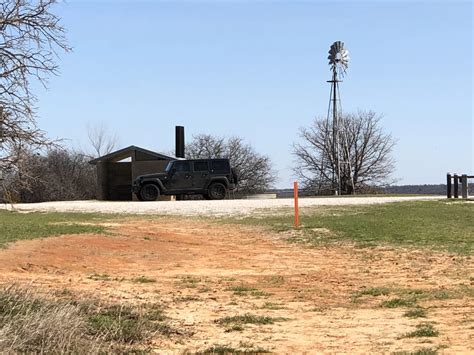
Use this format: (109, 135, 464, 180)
(2, 195, 441, 216)
(0, 217, 471, 353)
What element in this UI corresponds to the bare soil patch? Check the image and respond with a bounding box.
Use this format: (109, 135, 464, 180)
(0, 218, 472, 353)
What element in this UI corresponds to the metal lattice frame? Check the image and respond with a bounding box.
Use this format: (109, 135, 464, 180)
(325, 41, 355, 195)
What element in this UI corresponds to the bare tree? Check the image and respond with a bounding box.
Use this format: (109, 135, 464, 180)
(0, 147, 96, 203)
(293, 110, 396, 194)
(0, 0, 70, 178)
(186, 134, 276, 193)
(86, 122, 119, 157)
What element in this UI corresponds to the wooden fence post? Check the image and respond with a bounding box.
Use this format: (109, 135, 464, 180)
(461, 174, 468, 199)
(294, 181, 299, 229)
(453, 174, 459, 198)
(447, 173, 452, 198)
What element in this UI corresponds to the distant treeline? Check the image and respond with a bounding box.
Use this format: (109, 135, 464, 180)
(385, 184, 473, 195)
(384, 184, 446, 195)
(1, 148, 97, 204)
(269, 183, 473, 198)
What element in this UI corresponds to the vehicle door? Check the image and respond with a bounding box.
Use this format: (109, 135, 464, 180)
(167, 161, 193, 191)
(192, 161, 210, 190)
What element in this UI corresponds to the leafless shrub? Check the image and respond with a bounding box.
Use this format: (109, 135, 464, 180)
(0, 147, 96, 203)
(293, 110, 396, 194)
(186, 134, 276, 194)
(87, 121, 119, 158)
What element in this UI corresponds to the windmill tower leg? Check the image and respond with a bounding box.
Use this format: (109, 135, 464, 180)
(326, 41, 354, 195)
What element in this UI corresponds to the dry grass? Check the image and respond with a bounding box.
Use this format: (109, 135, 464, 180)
(0, 285, 174, 353)
(0, 285, 103, 353)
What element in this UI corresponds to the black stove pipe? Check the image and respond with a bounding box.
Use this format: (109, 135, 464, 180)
(175, 126, 185, 158)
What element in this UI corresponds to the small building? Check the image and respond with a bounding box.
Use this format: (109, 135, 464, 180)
(89, 146, 175, 201)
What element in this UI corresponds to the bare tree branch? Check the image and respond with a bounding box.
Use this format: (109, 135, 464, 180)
(0, 146, 96, 203)
(86, 121, 119, 157)
(186, 134, 276, 193)
(293, 111, 396, 194)
(0, 0, 70, 178)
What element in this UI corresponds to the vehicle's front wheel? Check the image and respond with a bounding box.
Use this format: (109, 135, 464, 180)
(139, 183, 160, 201)
(208, 182, 227, 200)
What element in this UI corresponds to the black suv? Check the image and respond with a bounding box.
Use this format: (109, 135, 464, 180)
(132, 159, 238, 201)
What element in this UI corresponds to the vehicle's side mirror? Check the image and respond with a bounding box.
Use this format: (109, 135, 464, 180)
(170, 167, 177, 175)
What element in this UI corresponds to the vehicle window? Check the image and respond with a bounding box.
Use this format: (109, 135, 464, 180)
(173, 161, 190, 172)
(194, 161, 209, 172)
(211, 160, 229, 172)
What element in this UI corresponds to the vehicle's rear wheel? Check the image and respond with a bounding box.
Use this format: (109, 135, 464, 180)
(139, 183, 160, 201)
(208, 182, 227, 200)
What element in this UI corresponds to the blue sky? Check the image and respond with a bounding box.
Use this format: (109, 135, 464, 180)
(35, 0, 472, 187)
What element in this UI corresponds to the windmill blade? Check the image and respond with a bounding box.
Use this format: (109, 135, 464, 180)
(328, 41, 350, 73)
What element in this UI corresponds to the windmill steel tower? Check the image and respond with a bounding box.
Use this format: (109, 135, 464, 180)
(326, 41, 355, 195)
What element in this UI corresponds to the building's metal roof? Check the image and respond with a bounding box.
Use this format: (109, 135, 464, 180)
(89, 145, 176, 165)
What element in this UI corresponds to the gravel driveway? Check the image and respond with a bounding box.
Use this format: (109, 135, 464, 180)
(2, 195, 441, 216)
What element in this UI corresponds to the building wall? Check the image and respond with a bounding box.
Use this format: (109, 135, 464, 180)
(96, 161, 108, 201)
(106, 162, 132, 201)
(135, 151, 163, 161)
(96, 160, 171, 201)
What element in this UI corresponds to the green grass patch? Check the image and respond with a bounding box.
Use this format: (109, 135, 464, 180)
(227, 284, 257, 295)
(132, 276, 156, 283)
(224, 324, 244, 332)
(261, 302, 286, 310)
(226, 284, 271, 297)
(197, 343, 270, 354)
(216, 313, 286, 326)
(223, 201, 474, 253)
(354, 287, 391, 297)
(354, 285, 472, 306)
(398, 286, 473, 301)
(262, 275, 285, 285)
(393, 347, 441, 355)
(403, 323, 439, 338)
(0, 210, 116, 247)
(404, 307, 427, 318)
(88, 273, 111, 281)
(250, 290, 272, 297)
(175, 295, 200, 302)
(88, 305, 149, 343)
(381, 298, 416, 308)
(178, 276, 201, 288)
(87, 303, 169, 343)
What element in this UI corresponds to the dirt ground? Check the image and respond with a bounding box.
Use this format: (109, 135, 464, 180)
(0, 218, 472, 353)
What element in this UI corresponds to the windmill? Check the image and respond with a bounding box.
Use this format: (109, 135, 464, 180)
(325, 41, 355, 195)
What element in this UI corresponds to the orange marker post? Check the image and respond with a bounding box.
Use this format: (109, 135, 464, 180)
(294, 181, 299, 228)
